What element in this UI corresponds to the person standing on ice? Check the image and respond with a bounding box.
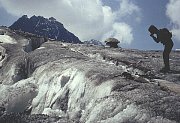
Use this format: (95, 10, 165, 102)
(148, 25, 174, 72)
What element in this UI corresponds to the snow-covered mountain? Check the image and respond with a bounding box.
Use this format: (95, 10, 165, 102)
(1, 27, 180, 123)
(9, 15, 81, 44)
(84, 39, 104, 46)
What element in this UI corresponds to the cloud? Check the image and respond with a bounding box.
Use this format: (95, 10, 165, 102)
(0, 0, 141, 43)
(166, 0, 180, 41)
(116, 0, 141, 22)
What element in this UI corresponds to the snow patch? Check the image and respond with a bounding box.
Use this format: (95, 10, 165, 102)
(31, 66, 86, 116)
(1, 64, 16, 85)
(0, 54, 7, 68)
(68, 69, 86, 108)
(30, 61, 116, 120)
(94, 80, 113, 99)
(37, 47, 45, 50)
(0, 46, 7, 67)
(0, 35, 17, 44)
(42, 108, 66, 117)
(85, 98, 119, 123)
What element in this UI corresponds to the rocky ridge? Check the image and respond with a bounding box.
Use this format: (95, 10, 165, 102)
(9, 15, 81, 44)
(0, 27, 180, 123)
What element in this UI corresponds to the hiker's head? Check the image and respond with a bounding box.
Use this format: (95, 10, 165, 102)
(148, 25, 158, 34)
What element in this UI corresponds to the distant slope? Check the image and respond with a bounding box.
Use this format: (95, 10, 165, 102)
(9, 15, 82, 44)
(84, 39, 104, 46)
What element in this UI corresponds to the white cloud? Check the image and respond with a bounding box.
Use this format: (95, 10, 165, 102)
(166, 0, 180, 41)
(118, 0, 140, 16)
(116, 0, 141, 22)
(0, 0, 141, 43)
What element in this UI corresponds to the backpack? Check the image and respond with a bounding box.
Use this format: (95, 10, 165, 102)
(159, 28, 172, 38)
(158, 28, 172, 44)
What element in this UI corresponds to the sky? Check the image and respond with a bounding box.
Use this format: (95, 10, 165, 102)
(0, 0, 180, 50)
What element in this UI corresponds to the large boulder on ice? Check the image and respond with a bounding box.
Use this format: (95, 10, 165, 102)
(105, 38, 120, 48)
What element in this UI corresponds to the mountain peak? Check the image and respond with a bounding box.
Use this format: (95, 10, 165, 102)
(49, 17, 56, 21)
(9, 15, 81, 43)
(84, 39, 104, 46)
(22, 15, 28, 18)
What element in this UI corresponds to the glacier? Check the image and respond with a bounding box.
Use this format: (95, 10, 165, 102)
(0, 27, 180, 123)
